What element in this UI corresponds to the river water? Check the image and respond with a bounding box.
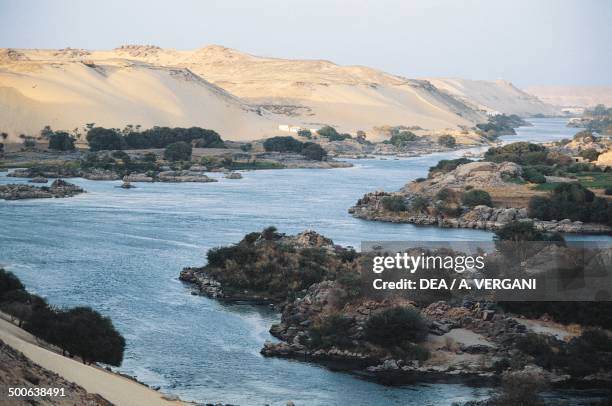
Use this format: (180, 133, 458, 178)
(0, 118, 608, 405)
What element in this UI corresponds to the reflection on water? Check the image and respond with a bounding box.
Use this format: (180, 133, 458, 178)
(0, 118, 606, 405)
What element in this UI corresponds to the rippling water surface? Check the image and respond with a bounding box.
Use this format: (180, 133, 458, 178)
(1, 118, 607, 405)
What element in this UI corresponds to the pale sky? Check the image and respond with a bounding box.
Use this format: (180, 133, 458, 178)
(1, 0, 610, 86)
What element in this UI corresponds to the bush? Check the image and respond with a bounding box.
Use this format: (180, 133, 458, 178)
(605, 187, 612, 195)
(484, 142, 547, 165)
(164, 141, 192, 161)
(522, 166, 546, 184)
(462, 189, 492, 207)
(578, 148, 600, 162)
(364, 307, 428, 346)
(309, 314, 354, 349)
(0, 269, 25, 298)
(411, 195, 428, 212)
(389, 130, 417, 147)
(297, 129, 312, 138)
(437, 134, 456, 147)
(429, 158, 472, 175)
(263, 136, 303, 153)
(301, 142, 327, 161)
(381, 195, 407, 212)
(528, 183, 611, 225)
(435, 188, 453, 202)
(86, 128, 123, 151)
(124, 126, 224, 149)
(48, 131, 75, 151)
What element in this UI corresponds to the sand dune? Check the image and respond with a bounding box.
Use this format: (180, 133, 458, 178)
(524, 85, 612, 108)
(0, 45, 559, 142)
(428, 78, 559, 116)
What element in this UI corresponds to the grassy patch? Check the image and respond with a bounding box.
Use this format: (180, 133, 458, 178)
(228, 160, 285, 170)
(573, 172, 612, 189)
(532, 182, 564, 191)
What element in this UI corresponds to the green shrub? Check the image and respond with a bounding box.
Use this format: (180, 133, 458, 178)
(86, 127, 123, 151)
(578, 148, 600, 162)
(527, 183, 611, 225)
(390, 130, 417, 147)
(164, 141, 192, 161)
(522, 166, 546, 184)
(309, 314, 354, 348)
(605, 187, 612, 195)
(48, 131, 75, 151)
(381, 195, 407, 212)
(297, 129, 312, 138)
(437, 134, 456, 147)
(429, 158, 472, 175)
(364, 307, 428, 346)
(301, 142, 327, 161)
(435, 188, 453, 202)
(462, 189, 492, 207)
(317, 126, 351, 141)
(411, 195, 429, 212)
(263, 136, 303, 153)
(484, 142, 547, 165)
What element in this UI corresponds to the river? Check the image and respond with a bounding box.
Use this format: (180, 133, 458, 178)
(0, 118, 608, 405)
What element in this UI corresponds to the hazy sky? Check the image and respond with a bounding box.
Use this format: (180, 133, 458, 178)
(1, 0, 610, 86)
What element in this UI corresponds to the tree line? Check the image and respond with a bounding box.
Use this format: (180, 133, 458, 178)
(0, 269, 125, 366)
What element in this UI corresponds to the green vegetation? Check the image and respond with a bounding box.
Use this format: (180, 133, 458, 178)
(263, 136, 304, 153)
(0, 269, 125, 366)
(528, 183, 611, 225)
(164, 141, 192, 161)
(429, 158, 473, 176)
(484, 142, 547, 165)
(462, 189, 492, 207)
(301, 142, 327, 161)
(297, 129, 312, 138)
(48, 131, 76, 151)
(201, 228, 356, 301)
(389, 129, 417, 147)
(263, 136, 327, 161)
(381, 195, 407, 212)
(316, 126, 352, 141)
(578, 148, 600, 162)
(364, 307, 429, 346)
(86, 126, 224, 151)
(308, 314, 354, 349)
(475, 114, 528, 139)
(522, 166, 546, 184)
(86, 128, 123, 151)
(437, 134, 456, 147)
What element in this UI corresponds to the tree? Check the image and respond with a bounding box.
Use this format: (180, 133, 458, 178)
(317, 126, 351, 141)
(390, 130, 417, 147)
(263, 136, 303, 153)
(381, 195, 407, 212)
(578, 148, 600, 162)
(86, 127, 123, 151)
(57, 307, 125, 365)
(494, 221, 565, 262)
(297, 129, 312, 138)
(301, 142, 327, 161)
(365, 307, 428, 346)
(0, 269, 25, 298)
(48, 131, 76, 151)
(164, 141, 192, 161)
(462, 189, 492, 207)
(484, 142, 547, 165)
(437, 134, 456, 147)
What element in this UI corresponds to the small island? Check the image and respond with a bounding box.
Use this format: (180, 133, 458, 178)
(180, 226, 612, 398)
(0, 179, 85, 200)
(350, 139, 612, 234)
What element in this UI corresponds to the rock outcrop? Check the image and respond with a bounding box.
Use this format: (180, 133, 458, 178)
(0, 179, 85, 200)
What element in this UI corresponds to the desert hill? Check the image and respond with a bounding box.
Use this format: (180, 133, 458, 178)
(428, 78, 559, 116)
(0, 45, 558, 142)
(524, 85, 612, 108)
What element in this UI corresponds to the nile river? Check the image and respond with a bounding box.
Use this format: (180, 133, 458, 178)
(0, 118, 607, 405)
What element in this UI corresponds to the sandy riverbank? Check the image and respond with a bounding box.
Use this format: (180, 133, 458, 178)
(0, 315, 186, 406)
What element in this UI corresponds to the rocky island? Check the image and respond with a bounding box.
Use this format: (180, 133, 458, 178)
(0, 179, 85, 200)
(180, 227, 612, 392)
(350, 141, 612, 234)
